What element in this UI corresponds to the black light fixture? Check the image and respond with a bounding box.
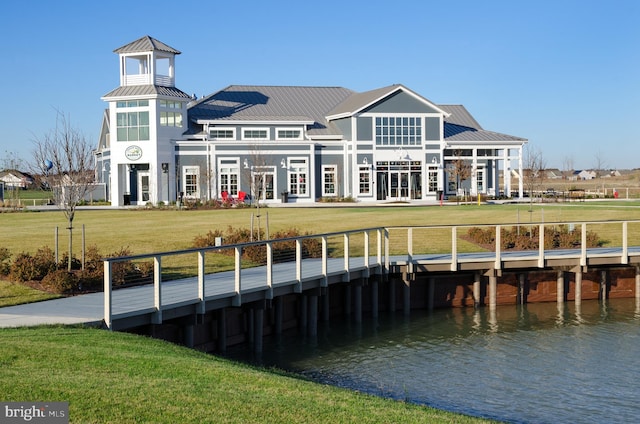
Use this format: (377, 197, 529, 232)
(161, 163, 169, 173)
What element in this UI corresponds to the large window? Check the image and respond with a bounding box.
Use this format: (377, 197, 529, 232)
(183, 166, 200, 199)
(160, 111, 183, 127)
(322, 165, 337, 196)
(375, 116, 422, 146)
(359, 166, 371, 195)
(160, 100, 183, 128)
(288, 158, 308, 196)
(116, 111, 149, 141)
(219, 159, 239, 196)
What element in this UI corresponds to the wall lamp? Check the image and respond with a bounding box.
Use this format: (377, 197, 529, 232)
(161, 163, 169, 173)
(280, 159, 287, 169)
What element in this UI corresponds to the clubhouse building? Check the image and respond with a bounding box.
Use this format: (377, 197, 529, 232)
(95, 36, 527, 206)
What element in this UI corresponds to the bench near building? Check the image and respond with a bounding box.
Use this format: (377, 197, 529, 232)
(95, 36, 527, 207)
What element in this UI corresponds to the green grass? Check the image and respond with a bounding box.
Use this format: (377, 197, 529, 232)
(0, 326, 494, 424)
(0, 280, 60, 307)
(3, 202, 640, 256)
(2, 201, 640, 423)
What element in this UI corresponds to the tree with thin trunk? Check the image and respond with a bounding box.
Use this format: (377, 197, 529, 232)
(446, 149, 471, 205)
(31, 111, 95, 271)
(523, 145, 546, 208)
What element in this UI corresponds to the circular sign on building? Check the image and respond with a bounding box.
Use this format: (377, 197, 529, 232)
(125, 145, 143, 161)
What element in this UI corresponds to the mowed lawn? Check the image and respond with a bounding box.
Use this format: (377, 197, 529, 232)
(2, 202, 639, 424)
(3, 201, 640, 256)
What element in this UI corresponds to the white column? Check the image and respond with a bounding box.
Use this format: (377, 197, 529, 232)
(518, 146, 524, 199)
(503, 148, 511, 197)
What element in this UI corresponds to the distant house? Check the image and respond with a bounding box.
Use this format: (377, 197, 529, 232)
(0, 169, 34, 189)
(571, 170, 596, 180)
(545, 168, 563, 179)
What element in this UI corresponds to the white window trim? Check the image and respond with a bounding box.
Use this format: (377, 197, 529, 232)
(217, 157, 240, 196)
(322, 164, 338, 197)
(287, 157, 309, 198)
(208, 127, 236, 141)
(182, 166, 200, 199)
(242, 127, 270, 141)
(358, 166, 372, 197)
(276, 127, 304, 141)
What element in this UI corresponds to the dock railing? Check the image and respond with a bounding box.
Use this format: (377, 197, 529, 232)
(103, 227, 385, 329)
(104, 220, 640, 329)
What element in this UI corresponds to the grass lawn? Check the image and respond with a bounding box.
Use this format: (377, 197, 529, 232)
(0, 326, 495, 424)
(2, 201, 640, 423)
(2, 201, 640, 256)
(0, 280, 60, 307)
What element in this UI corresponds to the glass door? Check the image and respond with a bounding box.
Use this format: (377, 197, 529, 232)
(138, 172, 150, 203)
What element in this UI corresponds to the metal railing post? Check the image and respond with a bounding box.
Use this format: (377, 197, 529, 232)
(580, 223, 587, 267)
(103, 260, 112, 329)
(407, 227, 413, 274)
(266, 242, 274, 298)
(197, 251, 205, 314)
(233, 246, 242, 306)
(153, 255, 162, 324)
(364, 230, 370, 278)
(622, 221, 629, 264)
(495, 225, 501, 270)
(295, 239, 302, 292)
(321, 236, 328, 287)
(343, 233, 350, 282)
(451, 226, 457, 271)
(538, 224, 545, 268)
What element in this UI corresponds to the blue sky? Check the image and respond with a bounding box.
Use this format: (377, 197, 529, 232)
(1, 0, 638, 170)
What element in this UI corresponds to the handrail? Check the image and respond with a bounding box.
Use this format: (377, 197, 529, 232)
(103, 220, 640, 329)
(103, 227, 386, 329)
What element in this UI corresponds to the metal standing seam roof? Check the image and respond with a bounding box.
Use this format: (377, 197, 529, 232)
(188, 85, 526, 142)
(326, 84, 449, 118)
(188, 85, 356, 137)
(102, 85, 193, 99)
(113, 35, 181, 55)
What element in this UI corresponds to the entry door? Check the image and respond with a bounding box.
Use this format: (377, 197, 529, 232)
(138, 172, 150, 203)
(390, 171, 409, 198)
(376, 172, 387, 200)
(254, 171, 275, 201)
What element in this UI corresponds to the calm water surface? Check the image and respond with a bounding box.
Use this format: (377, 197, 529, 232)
(226, 298, 640, 423)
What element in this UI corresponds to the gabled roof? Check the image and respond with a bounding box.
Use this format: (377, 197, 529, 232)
(188, 85, 355, 137)
(102, 85, 192, 100)
(114, 36, 180, 55)
(440, 105, 526, 143)
(326, 84, 449, 120)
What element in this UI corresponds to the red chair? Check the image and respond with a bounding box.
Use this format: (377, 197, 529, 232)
(221, 191, 229, 202)
(237, 191, 247, 203)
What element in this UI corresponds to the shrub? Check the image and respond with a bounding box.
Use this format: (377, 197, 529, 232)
(0, 247, 11, 276)
(9, 247, 57, 282)
(41, 270, 78, 294)
(193, 229, 225, 248)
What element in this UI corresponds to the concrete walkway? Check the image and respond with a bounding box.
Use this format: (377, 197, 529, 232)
(0, 293, 104, 328)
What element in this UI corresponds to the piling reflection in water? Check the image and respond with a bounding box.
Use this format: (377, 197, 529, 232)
(225, 298, 640, 423)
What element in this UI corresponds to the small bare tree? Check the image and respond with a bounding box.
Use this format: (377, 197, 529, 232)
(447, 150, 471, 204)
(523, 145, 546, 208)
(31, 111, 95, 271)
(243, 145, 273, 240)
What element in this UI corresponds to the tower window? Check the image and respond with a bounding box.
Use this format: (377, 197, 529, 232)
(116, 111, 149, 141)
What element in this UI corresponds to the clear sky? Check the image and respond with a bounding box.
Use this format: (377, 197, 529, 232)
(1, 0, 638, 170)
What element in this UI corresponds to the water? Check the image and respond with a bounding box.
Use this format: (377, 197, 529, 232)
(226, 298, 640, 423)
